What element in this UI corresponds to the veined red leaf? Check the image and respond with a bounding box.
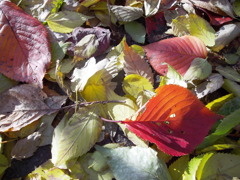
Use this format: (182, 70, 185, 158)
(0, 1, 51, 88)
(122, 85, 223, 156)
(143, 36, 207, 76)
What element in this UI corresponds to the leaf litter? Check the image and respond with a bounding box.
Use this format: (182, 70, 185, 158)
(1, 0, 240, 179)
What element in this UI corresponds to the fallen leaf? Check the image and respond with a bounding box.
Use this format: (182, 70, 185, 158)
(171, 13, 215, 46)
(46, 11, 92, 33)
(67, 27, 111, 57)
(222, 79, 240, 97)
(0, 74, 17, 94)
(144, 0, 161, 17)
(143, 35, 207, 76)
(0, 1, 51, 87)
(51, 106, 102, 169)
(0, 154, 8, 177)
(123, 41, 154, 84)
(233, 0, 240, 17)
(212, 23, 240, 52)
(216, 65, 240, 82)
(122, 85, 223, 156)
(0, 84, 67, 132)
(124, 21, 146, 44)
(95, 146, 172, 180)
(168, 155, 189, 180)
(109, 5, 143, 22)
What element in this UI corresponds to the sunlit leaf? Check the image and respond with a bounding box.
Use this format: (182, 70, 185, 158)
(206, 94, 234, 112)
(123, 74, 154, 99)
(51, 107, 102, 168)
(109, 5, 143, 22)
(0, 84, 67, 132)
(46, 11, 92, 33)
(0, 1, 51, 87)
(143, 35, 207, 76)
(95, 146, 172, 180)
(144, 0, 161, 17)
(123, 41, 154, 84)
(171, 13, 215, 46)
(197, 153, 240, 179)
(122, 85, 222, 156)
(183, 58, 212, 81)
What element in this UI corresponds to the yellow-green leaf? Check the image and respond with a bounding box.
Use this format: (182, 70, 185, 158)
(172, 13, 215, 46)
(169, 155, 189, 180)
(123, 74, 154, 99)
(46, 11, 92, 33)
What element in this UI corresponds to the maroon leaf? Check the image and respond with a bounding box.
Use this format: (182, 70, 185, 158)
(67, 27, 111, 57)
(0, 1, 51, 88)
(122, 85, 223, 156)
(143, 35, 207, 76)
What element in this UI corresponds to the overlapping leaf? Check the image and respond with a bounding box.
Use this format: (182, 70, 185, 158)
(0, 1, 51, 88)
(143, 35, 207, 76)
(122, 85, 223, 156)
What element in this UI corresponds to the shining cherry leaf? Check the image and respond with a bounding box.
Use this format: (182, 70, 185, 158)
(122, 85, 223, 156)
(143, 36, 207, 76)
(0, 1, 51, 88)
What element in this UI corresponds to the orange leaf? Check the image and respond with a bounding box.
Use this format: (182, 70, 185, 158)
(122, 85, 223, 156)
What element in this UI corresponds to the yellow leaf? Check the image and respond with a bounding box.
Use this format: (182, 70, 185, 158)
(206, 94, 234, 112)
(172, 13, 215, 46)
(123, 74, 154, 98)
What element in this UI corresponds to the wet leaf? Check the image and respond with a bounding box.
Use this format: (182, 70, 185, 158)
(171, 13, 215, 46)
(51, 106, 102, 169)
(96, 145, 172, 180)
(46, 11, 92, 33)
(143, 35, 207, 76)
(123, 41, 154, 84)
(0, 1, 51, 87)
(122, 85, 222, 156)
(0, 84, 67, 132)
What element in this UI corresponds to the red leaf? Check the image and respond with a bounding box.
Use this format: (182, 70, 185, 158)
(0, 1, 51, 88)
(122, 85, 223, 156)
(143, 35, 207, 76)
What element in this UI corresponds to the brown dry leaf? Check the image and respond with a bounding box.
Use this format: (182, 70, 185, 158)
(0, 84, 67, 132)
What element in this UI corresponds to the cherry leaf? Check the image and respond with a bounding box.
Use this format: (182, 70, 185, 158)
(122, 85, 223, 156)
(0, 1, 51, 88)
(143, 35, 207, 76)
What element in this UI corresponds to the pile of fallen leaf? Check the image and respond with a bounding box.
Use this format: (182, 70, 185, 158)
(1, 0, 240, 179)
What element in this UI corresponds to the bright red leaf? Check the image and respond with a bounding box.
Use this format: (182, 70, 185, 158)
(143, 35, 207, 76)
(0, 1, 51, 88)
(122, 85, 223, 156)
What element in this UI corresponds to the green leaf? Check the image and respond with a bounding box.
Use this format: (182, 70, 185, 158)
(95, 146, 172, 180)
(124, 21, 146, 44)
(123, 74, 154, 98)
(144, 0, 161, 17)
(26, 160, 73, 180)
(183, 58, 212, 81)
(0, 154, 8, 177)
(0, 74, 17, 94)
(109, 5, 143, 22)
(183, 154, 205, 180)
(51, 41, 71, 65)
(171, 13, 215, 46)
(51, 107, 102, 168)
(46, 11, 92, 33)
(169, 156, 189, 180)
(223, 79, 240, 96)
(198, 109, 240, 149)
(218, 97, 240, 116)
(206, 94, 234, 112)
(197, 153, 240, 180)
(198, 144, 240, 154)
(216, 65, 240, 83)
(233, 0, 240, 16)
